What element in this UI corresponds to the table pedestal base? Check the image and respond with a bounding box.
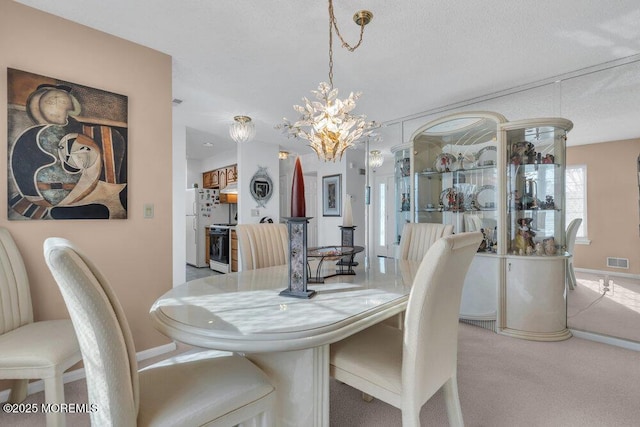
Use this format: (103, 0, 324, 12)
(247, 346, 330, 427)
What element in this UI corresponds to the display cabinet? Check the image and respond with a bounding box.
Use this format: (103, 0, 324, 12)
(500, 118, 573, 341)
(406, 112, 573, 341)
(410, 112, 505, 330)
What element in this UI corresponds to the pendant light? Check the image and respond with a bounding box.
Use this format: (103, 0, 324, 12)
(276, 0, 379, 162)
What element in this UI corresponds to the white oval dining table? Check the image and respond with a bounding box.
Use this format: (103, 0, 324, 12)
(150, 257, 419, 427)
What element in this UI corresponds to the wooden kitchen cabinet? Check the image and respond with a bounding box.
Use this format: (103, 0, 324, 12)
(202, 171, 212, 188)
(202, 164, 236, 195)
(219, 168, 227, 190)
(227, 165, 237, 184)
(202, 170, 218, 189)
(230, 229, 238, 272)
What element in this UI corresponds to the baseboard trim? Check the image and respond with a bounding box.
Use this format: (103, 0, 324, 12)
(570, 329, 640, 352)
(0, 342, 177, 401)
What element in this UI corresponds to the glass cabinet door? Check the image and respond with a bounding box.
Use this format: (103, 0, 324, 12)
(393, 146, 412, 244)
(412, 113, 505, 251)
(503, 119, 572, 256)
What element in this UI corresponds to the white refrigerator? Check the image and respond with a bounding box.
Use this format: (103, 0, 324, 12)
(185, 188, 228, 267)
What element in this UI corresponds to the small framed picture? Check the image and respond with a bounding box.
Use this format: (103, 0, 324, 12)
(322, 174, 341, 216)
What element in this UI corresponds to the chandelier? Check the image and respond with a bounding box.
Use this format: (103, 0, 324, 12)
(369, 150, 384, 169)
(229, 115, 255, 143)
(276, 0, 379, 162)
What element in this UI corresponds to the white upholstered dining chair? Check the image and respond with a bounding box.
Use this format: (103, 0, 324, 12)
(566, 218, 582, 290)
(398, 223, 455, 261)
(0, 227, 81, 427)
(388, 223, 455, 329)
(43, 237, 275, 427)
(463, 213, 483, 232)
(330, 231, 483, 427)
(236, 223, 288, 271)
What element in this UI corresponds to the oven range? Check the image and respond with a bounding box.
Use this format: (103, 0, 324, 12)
(209, 224, 234, 273)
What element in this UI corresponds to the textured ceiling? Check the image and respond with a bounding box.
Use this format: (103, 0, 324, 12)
(14, 0, 640, 159)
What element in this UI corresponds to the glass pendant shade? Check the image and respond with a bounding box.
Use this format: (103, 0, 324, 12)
(229, 115, 256, 143)
(369, 149, 384, 168)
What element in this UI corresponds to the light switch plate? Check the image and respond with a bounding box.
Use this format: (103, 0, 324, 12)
(251, 209, 260, 217)
(143, 203, 154, 218)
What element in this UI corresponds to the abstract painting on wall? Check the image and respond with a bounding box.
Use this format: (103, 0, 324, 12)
(7, 68, 128, 220)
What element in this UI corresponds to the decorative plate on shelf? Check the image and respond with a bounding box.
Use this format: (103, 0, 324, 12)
(476, 146, 497, 167)
(473, 185, 496, 210)
(434, 153, 456, 172)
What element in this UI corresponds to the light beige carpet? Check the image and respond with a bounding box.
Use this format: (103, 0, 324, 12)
(568, 272, 640, 343)
(2, 323, 639, 426)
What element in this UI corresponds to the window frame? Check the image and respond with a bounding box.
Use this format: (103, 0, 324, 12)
(565, 164, 590, 244)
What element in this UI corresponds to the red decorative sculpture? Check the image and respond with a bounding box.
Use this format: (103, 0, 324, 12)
(291, 157, 306, 217)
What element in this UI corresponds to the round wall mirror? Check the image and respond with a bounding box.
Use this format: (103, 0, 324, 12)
(250, 166, 273, 208)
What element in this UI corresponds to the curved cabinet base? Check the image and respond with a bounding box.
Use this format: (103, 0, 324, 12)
(499, 327, 572, 342)
(459, 312, 496, 321)
(504, 255, 569, 340)
(460, 254, 499, 320)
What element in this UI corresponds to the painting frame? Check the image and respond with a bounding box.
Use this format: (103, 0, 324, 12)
(322, 174, 341, 217)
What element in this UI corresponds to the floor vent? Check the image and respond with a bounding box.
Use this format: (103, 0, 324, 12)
(460, 319, 496, 332)
(606, 257, 629, 269)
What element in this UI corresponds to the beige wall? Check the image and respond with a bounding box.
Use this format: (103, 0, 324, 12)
(0, 0, 173, 352)
(567, 138, 640, 275)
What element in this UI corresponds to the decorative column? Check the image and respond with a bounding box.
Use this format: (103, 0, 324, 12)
(280, 157, 316, 299)
(280, 217, 316, 298)
(338, 194, 358, 267)
(337, 226, 357, 267)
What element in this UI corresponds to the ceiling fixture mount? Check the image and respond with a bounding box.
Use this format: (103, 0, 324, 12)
(276, 0, 379, 162)
(229, 115, 255, 143)
(279, 151, 289, 160)
(369, 150, 384, 169)
(353, 10, 373, 26)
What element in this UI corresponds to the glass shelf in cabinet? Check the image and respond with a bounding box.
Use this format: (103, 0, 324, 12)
(417, 165, 497, 176)
(508, 208, 562, 213)
(475, 250, 499, 256)
(455, 164, 498, 173)
(508, 163, 560, 174)
(441, 208, 498, 213)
